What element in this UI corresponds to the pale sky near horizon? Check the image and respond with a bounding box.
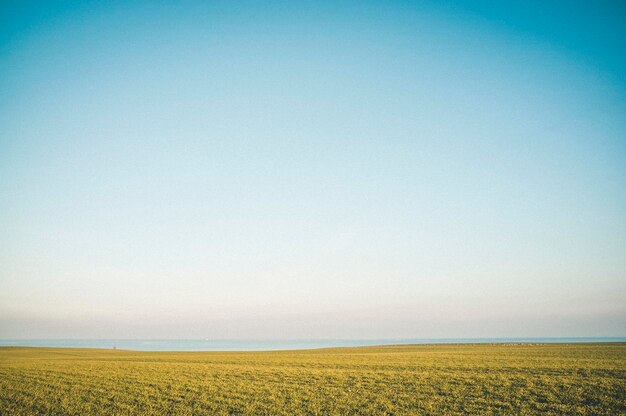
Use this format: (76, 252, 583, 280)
(1, 0, 625, 339)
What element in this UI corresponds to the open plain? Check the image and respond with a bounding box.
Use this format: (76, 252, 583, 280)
(1, 343, 624, 415)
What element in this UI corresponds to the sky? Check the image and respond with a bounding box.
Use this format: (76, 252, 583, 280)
(0, 0, 625, 339)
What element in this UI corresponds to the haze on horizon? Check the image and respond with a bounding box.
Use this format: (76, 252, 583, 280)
(1, 0, 625, 340)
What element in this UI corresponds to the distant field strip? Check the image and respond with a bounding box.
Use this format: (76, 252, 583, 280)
(1, 343, 624, 415)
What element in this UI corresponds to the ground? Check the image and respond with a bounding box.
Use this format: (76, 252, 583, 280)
(1, 343, 624, 415)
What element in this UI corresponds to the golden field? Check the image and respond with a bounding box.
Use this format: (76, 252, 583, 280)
(1, 343, 624, 415)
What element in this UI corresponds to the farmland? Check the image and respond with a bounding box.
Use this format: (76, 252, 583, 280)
(1, 343, 624, 415)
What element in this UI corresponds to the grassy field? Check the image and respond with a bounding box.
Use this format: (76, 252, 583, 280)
(0, 343, 624, 415)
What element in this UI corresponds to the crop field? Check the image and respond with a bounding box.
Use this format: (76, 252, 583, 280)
(0, 343, 624, 415)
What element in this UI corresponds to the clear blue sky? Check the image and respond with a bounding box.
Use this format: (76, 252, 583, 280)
(1, 0, 624, 339)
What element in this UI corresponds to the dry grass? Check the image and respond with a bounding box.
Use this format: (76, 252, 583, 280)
(1, 343, 625, 415)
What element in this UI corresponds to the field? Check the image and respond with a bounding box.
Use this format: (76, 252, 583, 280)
(0, 343, 624, 415)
